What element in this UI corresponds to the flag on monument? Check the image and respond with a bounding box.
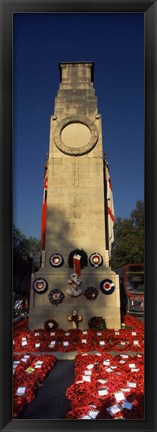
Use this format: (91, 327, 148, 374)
(41, 162, 48, 252)
(73, 254, 81, 276)
(106, 162, 116, 258)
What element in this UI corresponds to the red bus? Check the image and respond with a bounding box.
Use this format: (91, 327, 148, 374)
(116, 263, 144, 315)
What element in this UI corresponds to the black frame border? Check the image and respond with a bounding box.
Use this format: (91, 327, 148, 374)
(0, 1, 157, 432)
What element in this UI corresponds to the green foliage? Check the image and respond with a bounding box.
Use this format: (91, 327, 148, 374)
(110, 200, 144, 270)
(13, 225, 41, 272)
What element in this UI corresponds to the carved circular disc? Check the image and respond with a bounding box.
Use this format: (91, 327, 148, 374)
(54, 115, 98, 156)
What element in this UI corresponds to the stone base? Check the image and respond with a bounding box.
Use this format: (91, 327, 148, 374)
(29, 304, 121, 331)
(29, 269, 121, 330)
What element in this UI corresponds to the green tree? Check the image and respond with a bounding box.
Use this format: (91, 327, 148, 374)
(110, 200, 144, 270)
(13, 226, 41, 294)
(130, 200, 144, 261)
(13, 225, 41, 271)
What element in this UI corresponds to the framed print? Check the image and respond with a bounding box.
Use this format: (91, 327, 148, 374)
(0, 1, 157, 432)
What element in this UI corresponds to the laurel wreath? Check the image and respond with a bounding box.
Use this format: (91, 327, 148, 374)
(84, 286, 99, 300)
(44, 318, 59, 331)
(68, 248, 88, 269)
(88, 316, 107, 330)
(48, 289, 65, 306)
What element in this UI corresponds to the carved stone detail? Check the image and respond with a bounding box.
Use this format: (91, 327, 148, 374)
(54, 115, 98, 156)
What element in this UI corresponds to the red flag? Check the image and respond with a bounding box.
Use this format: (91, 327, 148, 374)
(41, 162, 48, 252)
(73, 254, 81, 276)
(105, 160, 116, 259)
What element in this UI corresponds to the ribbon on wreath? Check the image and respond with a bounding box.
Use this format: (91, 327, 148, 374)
(73, 254, 81, 276)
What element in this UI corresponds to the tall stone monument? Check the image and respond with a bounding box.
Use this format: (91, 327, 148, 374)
(29, 62, 121, 330)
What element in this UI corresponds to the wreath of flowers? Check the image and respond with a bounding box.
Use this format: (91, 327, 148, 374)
(89, 252, 103, 268)
(68, 248, 88, 269)
(49, 253, 64, 268)
(33, 278, 48, 294)
(13, 325, 144, 354)
(13, 354, 56, 418)
(84, 286, 99, 300)
(65, 352, 144, 420)
(48, 289, 64, 306)
(88, 316, 107, 330)
(44, 318, 59, 331)
(100, 279, 115, 295)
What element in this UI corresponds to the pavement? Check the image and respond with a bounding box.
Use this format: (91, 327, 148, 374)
(18, 360, 75, 419)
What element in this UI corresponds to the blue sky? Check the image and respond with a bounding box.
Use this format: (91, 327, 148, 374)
(13, 13, 144, 240)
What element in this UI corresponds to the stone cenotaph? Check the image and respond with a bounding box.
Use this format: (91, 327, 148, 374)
(29, 62, 121, 330)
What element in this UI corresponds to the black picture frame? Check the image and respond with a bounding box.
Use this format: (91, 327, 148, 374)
(0, 1, 157, 431)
